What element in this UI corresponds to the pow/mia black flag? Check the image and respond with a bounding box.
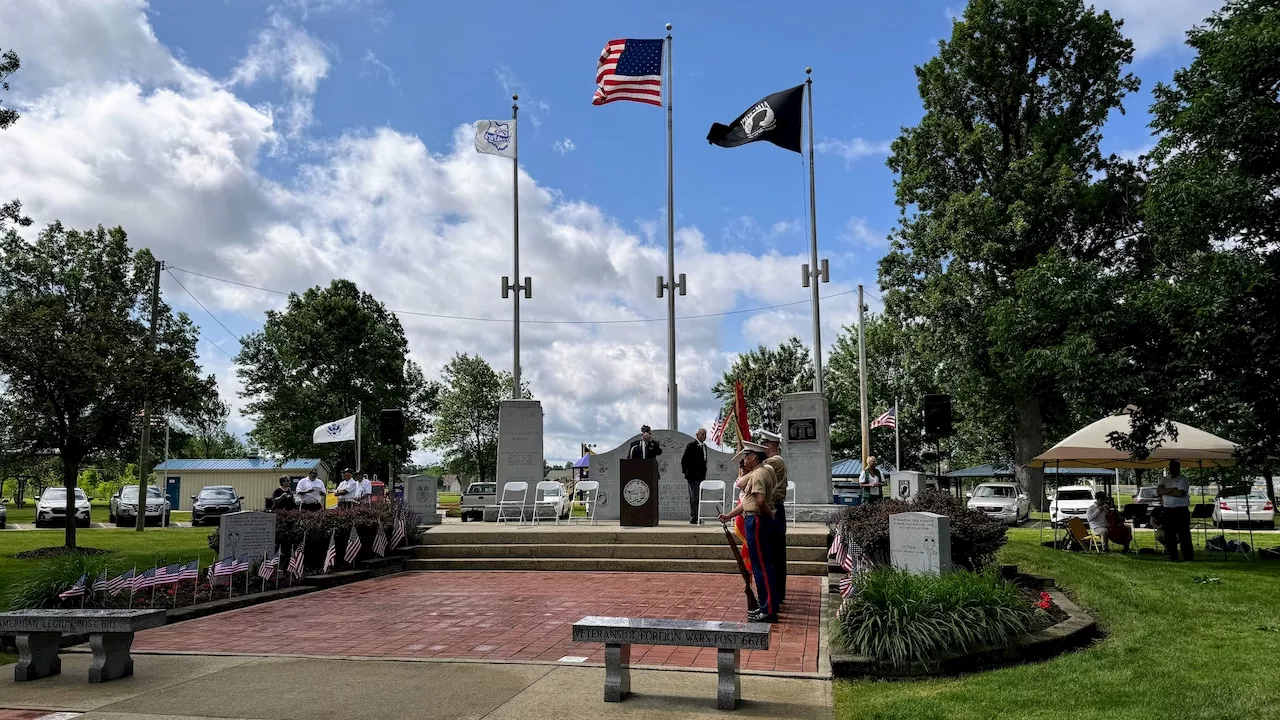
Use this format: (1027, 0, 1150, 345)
(706, 84, 805, 153)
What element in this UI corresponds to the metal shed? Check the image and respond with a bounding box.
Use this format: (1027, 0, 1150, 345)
(151, 458, 327, 511)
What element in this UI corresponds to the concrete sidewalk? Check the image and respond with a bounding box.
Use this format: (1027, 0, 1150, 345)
(2, 654, 833, 720)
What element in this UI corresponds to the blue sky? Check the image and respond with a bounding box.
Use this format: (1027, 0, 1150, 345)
(1, 0, 1221, 463)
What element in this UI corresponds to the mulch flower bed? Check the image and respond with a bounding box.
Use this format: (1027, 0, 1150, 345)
(13, 546, 112, 559)
(1023, 587, 1069, 630)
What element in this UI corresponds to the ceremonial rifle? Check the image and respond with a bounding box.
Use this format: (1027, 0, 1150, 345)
(718, 504, 759, 613)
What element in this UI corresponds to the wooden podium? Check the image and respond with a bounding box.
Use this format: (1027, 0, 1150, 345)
(619, 458, 659, 527)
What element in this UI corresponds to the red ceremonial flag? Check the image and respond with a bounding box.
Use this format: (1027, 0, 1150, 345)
(734, 380, 750, 444)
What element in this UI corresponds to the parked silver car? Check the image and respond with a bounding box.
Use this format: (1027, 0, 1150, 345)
(36, 487, 91, 527)
(109, 485, 170, 527)
(966, 482, 1031, 525)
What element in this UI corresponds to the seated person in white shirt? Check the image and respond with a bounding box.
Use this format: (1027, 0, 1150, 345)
(1085, 491, 1130, 553)
(335, 468, 359, 506)
(295, 469, 327, 511)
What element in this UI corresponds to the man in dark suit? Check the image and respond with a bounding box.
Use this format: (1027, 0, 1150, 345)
(680, 428, 709, 524)
(627, 425, 662, 476)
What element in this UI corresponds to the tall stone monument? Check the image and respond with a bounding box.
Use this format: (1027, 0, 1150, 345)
(889, 511, 952, 575)
(496, 399, 544, 518)
(589, 429, 737, 522)
(781, 391, 832, 506)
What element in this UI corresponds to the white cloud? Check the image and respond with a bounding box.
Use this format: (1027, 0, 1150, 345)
(0, 0, 851, 465)
(360, 50, 397, 90)
(230, 13, 331, 137)
(552, 137, 576, 154)
(841, 217, 886, 248)
(1090, 0, 1222, 56)
(496, 65, 550, 129)
(815, 137, 890, 165)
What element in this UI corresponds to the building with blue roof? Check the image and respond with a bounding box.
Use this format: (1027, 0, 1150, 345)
(152, 458, 326, 511)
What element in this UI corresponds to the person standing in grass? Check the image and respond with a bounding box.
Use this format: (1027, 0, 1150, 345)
(1157, 460, 1193, 561)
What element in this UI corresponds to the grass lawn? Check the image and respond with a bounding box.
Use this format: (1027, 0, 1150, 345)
(3, 503, 192, 525)
(0, 527, 216, 610)
(834, 529, 1280, 719)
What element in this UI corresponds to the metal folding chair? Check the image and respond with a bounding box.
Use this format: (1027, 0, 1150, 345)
(569, 480, 599, 525)
(497, 481, 528, 525)
(533, 481, 563, 525)
(697, 480, 726, 525)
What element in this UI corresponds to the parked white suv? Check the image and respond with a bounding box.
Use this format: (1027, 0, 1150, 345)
(36, 487, 92, 528)
(1049, 485, 1097, 527)
(966, 482, 1031, 525)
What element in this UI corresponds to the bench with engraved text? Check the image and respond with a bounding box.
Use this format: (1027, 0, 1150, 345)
(0, 609, 166, 683)
(571, 616, 770, 711)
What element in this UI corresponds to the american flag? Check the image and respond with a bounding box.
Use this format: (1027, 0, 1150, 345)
(372, 523, 388, 558)
(389, 516, 406, 549)
(59, 574, 87, 599)
(208, 555, 249, 579)
(710, 410, 728, 446)
(839, 575, 857, 598)
(258, 549, 280, 580)
(871, 406, 897, 430)
(105, 569, 135, 595)
(344, 528, 362, 564)
(828, 531, 842, 558)
(287, 544, 305, 579)
(154, 561, 198, 586)
(132, 567, 159, 591)
(92, 569, 111, 593)
(591, 38, 664, 106)
(322, 530, 337, 573)
(841, 549, 854, 573)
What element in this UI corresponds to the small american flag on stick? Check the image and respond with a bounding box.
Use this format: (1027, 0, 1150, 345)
(322, 530, 337, 573)
(287, 544, 305, 579)
(592, 38, 664, 106)
(59, 574, 87, 600)
(344, 528, 362, 564)
(258, 549, 280, 580)
(389, 516, 406, 549)
(373, 523, 388, 557)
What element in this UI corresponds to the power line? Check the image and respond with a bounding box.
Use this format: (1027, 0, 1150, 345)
(164, 268, 245, 354)
(167, 265, 859, 325)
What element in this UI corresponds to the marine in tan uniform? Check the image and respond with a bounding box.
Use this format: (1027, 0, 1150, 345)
(759, 429, 789, 604)
(718, 442, 780, 622)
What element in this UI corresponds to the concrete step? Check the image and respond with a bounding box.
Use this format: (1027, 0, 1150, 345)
(405, 557, 829, 576)
(416, 528, 829, 548)
(413, 542, 828, 563)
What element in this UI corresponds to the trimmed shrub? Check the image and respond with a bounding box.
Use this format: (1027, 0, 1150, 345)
(207, 502, 422, 571)
(828, 487, 1008, 571)
(832, 566, 1039, 669)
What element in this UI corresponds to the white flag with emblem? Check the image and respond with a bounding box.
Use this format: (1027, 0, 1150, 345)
(312, 414, 357, 444)
(474, 119, 516, 158)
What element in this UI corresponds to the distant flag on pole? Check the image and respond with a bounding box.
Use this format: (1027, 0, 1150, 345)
(312, 414, 357, 444)
(591, 38, 664, 107)
(323, 530, 337, 573)
(389, 516, 406, 549)
(871, 407, 897, 430)
(474, 120, 516, 158)
(59, 574, 87, 600)
(344, 528, 362, 564)
(373, 523, 388, 558)
(710, 409, 728, 446)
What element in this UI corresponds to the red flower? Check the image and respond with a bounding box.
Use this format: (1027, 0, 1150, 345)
(1036, 591, 1052, 610)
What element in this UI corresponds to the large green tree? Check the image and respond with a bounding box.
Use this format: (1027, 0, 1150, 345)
(175, 386, 246, 459)
(0, 47, 30, 230)
(424, 353, 528, 483)
(236, 279, 435, 477)
(878, 0, 1147, 506)
(712, 337, 815, 447)
(1139, 0, 1280, 498)
(0, 223, 210, 546)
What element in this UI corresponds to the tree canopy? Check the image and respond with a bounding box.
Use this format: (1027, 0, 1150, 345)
(236, 279, 435, 477)
(424, 353, 528, 483)
(712, 337, 814, 447)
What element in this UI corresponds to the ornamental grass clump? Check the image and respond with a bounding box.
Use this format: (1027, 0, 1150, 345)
(832, 566, 1038, 670)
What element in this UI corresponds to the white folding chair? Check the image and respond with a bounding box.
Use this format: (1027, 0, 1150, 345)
(533, 481, 563, 525)
(569, 480, 599, 525)
(497, 481, 528, 525)
(697, 480, 726, 524)
(786, 481, 797, 523)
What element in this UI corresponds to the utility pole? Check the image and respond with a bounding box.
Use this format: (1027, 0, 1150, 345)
(858, 284, 869, 466)
(136, 259, 162, 531)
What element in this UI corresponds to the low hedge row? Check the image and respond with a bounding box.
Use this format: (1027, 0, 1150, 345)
(207, 503, 423, 571)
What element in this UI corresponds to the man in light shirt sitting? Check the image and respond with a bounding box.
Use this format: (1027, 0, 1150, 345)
(295, 469, 327, 511)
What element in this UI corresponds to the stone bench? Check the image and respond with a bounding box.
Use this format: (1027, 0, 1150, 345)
(0, 609, 166, 683)
(571, 616, 770, 711)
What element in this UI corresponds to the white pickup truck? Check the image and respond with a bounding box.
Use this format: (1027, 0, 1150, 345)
(460, 482, 497, 522)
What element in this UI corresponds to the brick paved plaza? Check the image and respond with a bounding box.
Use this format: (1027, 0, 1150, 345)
(133, 571, 824, 673)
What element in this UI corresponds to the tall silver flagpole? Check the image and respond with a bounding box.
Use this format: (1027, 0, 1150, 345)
(804, 68, 827, 394)
(665, 22, 679, 431)
(858, 284, 869, 464)
(355, 401, 361, 474)
(512, 95, 521, 398)
(895, 396, 901, 471)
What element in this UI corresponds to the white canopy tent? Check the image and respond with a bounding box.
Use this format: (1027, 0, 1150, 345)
(1028, 412, 1244, 555)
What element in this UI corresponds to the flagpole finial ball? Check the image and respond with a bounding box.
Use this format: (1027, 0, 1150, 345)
(666, 22, 672, 31)
(512, 94, 518, 102)
(806, 67, 812, 75)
